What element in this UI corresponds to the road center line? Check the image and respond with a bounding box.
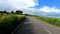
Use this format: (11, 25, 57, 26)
(45, 28, 52, 34)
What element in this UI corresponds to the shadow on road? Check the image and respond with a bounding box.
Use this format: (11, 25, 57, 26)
(20, 24, 34, 34)
(15, 17, 34, 34)
(24, 17, 30, 22)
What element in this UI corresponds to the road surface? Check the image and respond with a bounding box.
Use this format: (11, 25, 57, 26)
(15, 16, 60, 34)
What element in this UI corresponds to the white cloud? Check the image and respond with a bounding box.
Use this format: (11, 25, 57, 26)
(7, 0, 38, 9)
(0, 0, 39, 15)
(0, 0, 38, 10)
(20, 8, 38, 15)
(39, 6, 60, 12)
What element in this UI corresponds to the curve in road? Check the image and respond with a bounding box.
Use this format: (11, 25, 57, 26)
(15, 16, 60, 34)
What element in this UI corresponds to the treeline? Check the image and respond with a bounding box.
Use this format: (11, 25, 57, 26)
(0, 10, 23, 14)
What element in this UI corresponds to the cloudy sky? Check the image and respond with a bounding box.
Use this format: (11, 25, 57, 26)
(0, 0, 60, 15)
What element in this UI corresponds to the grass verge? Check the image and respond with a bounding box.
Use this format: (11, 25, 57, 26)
(34, 16, 60, 27)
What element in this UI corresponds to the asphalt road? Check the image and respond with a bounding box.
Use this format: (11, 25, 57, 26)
(15, 16, 60, 34)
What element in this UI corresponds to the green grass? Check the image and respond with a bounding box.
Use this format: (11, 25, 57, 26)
(0, 14, 25, 34)
(35, 16, 60, 27)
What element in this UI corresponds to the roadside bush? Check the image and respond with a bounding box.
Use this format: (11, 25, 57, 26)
(0, 14, 25, 34)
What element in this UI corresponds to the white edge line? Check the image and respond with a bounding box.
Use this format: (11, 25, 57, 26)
(45, 28, 52, 34)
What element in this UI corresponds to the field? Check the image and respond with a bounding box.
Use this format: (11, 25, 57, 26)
(35, 16, 60, 27)
(0, 13, 25, 34)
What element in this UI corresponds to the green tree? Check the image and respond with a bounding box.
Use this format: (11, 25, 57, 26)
(4, 10, 7, 13)
(11, 11, 14, 13)
(0, 11, 3, 13)
(15, 10, 23, 14)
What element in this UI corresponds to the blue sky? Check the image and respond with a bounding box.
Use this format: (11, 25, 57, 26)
(36, 0, 60, 9)
(0, 0, 60, 15)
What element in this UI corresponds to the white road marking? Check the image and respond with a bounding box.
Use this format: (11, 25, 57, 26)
(45, 28, 52, 34)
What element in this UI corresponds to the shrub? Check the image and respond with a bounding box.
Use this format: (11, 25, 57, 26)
(0, 14, 25, 34)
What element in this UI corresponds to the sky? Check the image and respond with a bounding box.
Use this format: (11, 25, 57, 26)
(0, 0, 60, 15)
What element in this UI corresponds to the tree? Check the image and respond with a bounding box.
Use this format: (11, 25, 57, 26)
(4, 10, 7, 13)
(25, 14, 29, 16)
(11, 11, 14, 13)
(15, 10, 23, 14)
(0, 11, 3, 13)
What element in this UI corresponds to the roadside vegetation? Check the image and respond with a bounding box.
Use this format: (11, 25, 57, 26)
(34, 16, 60, 27)
(0, 10, 25, 34)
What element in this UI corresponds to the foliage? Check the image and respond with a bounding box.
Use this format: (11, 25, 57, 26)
(4, 10, 7, 13)
(15, 10, 23, 14)
(0, 10, 23, 14)
(11, 11, 14, 13)
(0, 14, 25, 34)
